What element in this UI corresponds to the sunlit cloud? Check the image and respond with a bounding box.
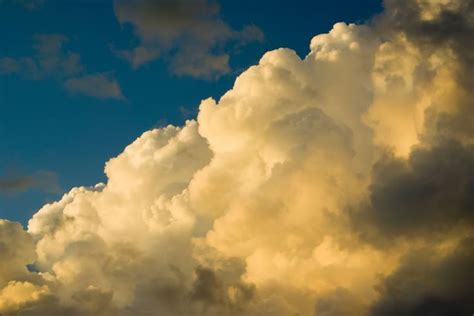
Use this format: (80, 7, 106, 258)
(1, 0, 473, 315)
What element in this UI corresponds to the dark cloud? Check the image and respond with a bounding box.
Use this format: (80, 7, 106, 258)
(112, 46, 161, 69)
(191, 266, 254, 308)
(64, 73, 124, 100)
(11, 295, 88, 316)
(0, 0, 44, 10)
(0, 171, 60, 194)
(380, 0, 474, 72)
(124, 274, 188, 316)
(370, 237, 474, 316)
(0, 35, 123, 100)
(113, 0, 263, 78)
(378, 0, 474, 143)
(191, 266, 224, 304)
(339, 4, 474, 314)
(351, 0, 474, 244)
(0, 34, 82, 80)
(118, 264, 254, 316)
(190, 265, 255, 313)
(314, 288, 366, 316)
(361, 141, 474, 238)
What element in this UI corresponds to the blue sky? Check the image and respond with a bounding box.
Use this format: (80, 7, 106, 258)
(0, 0, 382, 225)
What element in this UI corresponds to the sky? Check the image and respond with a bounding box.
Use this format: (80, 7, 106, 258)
(1, 0, 474, 315)
(0, 0, 382, 224)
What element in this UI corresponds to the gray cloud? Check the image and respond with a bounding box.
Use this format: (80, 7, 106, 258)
(340, 0, 474, 245)
(0, 34, 123, 100)
(190, 265, 255, 309)
(344, 4, 474, 314)
(352, 140, 474, 241)
(379, 0, 474, 144)
(370, 237, 474, 316)
(0, 0, 44, 10)
(314, 288, 366, 316)
(112, 46, 161, 69)
(0, 34, 82, 80)
(381, 0, 474, 75)
(113, 0, 263, 78)
(0, 171, 60, 194)
(64, 73, 124, 100)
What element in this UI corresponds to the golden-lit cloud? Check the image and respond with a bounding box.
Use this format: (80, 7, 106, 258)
(1, 0, 474, 315)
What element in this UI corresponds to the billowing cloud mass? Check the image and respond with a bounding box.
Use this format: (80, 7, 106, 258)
(1, 0, 474, 315)
(0, 34, 123, 100)
(113, 0, 264, 78)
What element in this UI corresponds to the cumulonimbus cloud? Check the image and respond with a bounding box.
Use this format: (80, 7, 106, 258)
(1, 0, 474, 315)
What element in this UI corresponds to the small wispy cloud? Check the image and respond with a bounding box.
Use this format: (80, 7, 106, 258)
(0, 34, 82, 80)
(64, 73, 124, 100)
(0, 0, 44, 10)
(0, 34, 124, 100)
(0, 170, 60, 194)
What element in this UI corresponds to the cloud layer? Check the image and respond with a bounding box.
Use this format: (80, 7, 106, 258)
(1, 0, 474, 315)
